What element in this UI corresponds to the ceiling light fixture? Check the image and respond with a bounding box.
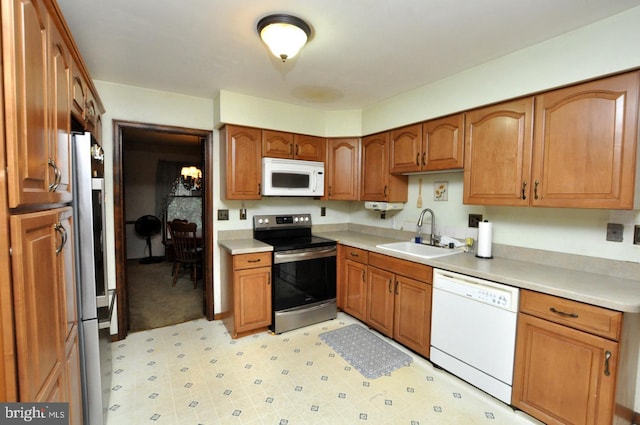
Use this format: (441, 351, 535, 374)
(257, 14, 311, 62)
(180, 166, 202, 190)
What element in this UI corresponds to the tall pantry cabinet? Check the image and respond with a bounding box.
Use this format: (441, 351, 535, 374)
(0, 1, 104, 423)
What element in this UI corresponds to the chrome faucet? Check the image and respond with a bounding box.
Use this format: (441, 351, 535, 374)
(416, 208, 437, 246)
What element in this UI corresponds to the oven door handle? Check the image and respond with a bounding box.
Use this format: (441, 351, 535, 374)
(274, 246, 336, 264)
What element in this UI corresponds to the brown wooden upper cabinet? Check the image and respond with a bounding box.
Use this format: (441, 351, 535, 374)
(463, 97, 534, 206)
(222, 125, 262, 200)
(4, 0, 74, 208)
(464, 70, 640, 209)
(70, 59, 102, 143)
(390, 115, 464, 174)
(262, 130, 326, 162)
(531, 71, 639, 209)
(326, 138, 360, 200)
(361, 132, 408, 202)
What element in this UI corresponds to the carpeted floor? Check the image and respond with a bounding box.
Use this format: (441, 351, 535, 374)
(126, 259, 205, 332)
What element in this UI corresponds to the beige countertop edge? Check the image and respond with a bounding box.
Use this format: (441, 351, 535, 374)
(218, 239, 273, 255)
(216, 231, 640, 313)
(317, 231, 640, 314)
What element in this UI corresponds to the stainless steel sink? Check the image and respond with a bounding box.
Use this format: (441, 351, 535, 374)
(376, 241, 463, 259)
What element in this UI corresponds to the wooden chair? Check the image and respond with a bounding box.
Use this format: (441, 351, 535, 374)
(166, 221, 202, 288)
(164, 218, 189, 263)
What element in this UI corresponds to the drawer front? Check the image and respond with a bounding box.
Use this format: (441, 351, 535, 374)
(343, 246, 368, 264)
(368, 252, 432, 283)
(519, 289, 622, 341)
(233, 252, 272, 270)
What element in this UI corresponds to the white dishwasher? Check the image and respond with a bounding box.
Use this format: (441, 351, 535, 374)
(430, 269, 519, 404)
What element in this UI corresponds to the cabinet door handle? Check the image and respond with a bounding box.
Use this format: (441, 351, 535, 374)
(248, 259, 262, 263)
(48, 159, 60, 192)
(350, 252, 359, 257)
(604, 350, 612, 376)
(534, 180, 540, 200)
(388, 279, 392, 293)
(549, 307, 579, 318)
(395, 280, 399, 295)
(54, 221, 67, 255)
(295, 144, 299, 156)
(267, 272, 271, 285)
(384, 185, 388, 198)
(521, 181, 527, 200)
(422, 152, 426, 166)
(416, 153, 420, 166)
(362, 270, 366, 283)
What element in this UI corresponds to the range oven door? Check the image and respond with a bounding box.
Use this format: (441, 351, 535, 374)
(271, 245, 337, 333)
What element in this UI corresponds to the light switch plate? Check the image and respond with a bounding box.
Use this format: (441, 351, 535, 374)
(606, 223, 623, 242)
(634, 225, 640, 245)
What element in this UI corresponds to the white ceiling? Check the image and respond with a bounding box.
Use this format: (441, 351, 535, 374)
(57, 0, 640, 111)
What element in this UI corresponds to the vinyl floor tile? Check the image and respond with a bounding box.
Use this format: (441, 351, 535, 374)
(105, 313, 541, 425)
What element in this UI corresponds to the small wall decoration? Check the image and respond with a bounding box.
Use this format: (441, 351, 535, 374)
(434, 181, 448, 201)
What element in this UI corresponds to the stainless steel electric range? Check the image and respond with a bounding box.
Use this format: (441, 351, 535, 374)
(253, 214, 337, 334)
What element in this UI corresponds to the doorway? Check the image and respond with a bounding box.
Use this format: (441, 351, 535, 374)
(112, 120, 214, 340)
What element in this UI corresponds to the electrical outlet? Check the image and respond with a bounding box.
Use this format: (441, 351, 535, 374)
(606, 223, 623, 242)
(217, 209, 229, 221)
(321, 206, 326, 217)
(468, 214, 483, 228)
(239, 208, 247, 220)
(634, 225, 640, 245)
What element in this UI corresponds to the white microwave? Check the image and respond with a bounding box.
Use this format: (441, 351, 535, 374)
(261, 157, 325, 197)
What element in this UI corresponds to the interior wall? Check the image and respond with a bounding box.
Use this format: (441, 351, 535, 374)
(360, 5, 640, 134)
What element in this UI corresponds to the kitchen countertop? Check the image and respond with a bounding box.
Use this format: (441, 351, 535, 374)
(218, 238, 273, 255)
(219, 231, 640, 313)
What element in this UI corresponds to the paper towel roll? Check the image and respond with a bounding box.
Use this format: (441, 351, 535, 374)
(476, 221, 493, 259)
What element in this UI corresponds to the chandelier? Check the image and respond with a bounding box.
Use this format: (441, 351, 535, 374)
(180, 166, 202, 191)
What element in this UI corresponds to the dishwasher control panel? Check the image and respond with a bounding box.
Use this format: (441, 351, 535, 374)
(433, 269, 519, 312)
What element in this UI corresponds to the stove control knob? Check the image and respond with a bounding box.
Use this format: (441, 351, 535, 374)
(305, 216, 310, 222)
(264, 218, 269, 224)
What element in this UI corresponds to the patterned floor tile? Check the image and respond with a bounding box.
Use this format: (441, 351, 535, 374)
(105, 313, 541, 425)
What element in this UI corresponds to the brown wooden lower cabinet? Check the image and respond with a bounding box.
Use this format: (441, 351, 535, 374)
(338, 244, 432, 358)
(512, 290, 622, 425)
(222, 251, 272, 338)
(366, 253, 432, 358)
(393, 275, 431, 358)
(6, 206, 84, 422)
(340, 245, 368, 321)
(367, 266, 395, 336)
(343, 259, 368, 322)
(65, 325, 83, 425)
